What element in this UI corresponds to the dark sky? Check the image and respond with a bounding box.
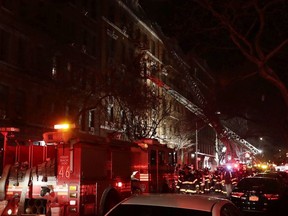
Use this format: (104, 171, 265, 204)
(139, 0, 288, 157)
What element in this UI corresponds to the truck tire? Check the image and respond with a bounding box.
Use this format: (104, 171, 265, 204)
(99, 187, 121, 216)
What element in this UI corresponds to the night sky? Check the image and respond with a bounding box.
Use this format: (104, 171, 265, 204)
(139, 0, 288, 160)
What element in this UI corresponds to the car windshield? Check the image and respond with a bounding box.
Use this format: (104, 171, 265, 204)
(106, 204, 211, 216)
(237, 178, 280, 192)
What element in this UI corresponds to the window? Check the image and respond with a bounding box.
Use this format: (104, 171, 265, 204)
(107, 37, 115, 65)
(143, 34, 148, 49)
(0, 29, 10, 61)
(86, 70, 95, 92)
(35, 46, 44, 71)
(121, 42, 126, 63)
(120, 110, 126, 125)
(51, 56, 57, 79)
(81, 0, 88, 13)
(0, 84, 9, 119)
(35, 94, 43, 118)
(108, 4, 115, 22)
(90, 0, 98, 19)
(134, 29, 141, 41)
(56, 13, 62, 26)
(66, 21, 75, 44)
(80, 68, 87, 89)
(121, 14, 127, 33)
(150, 150, 156, 166)
(17, 37, 26, 67)
(107, 105, 114, 122)
(82, 29, 88, 46)
(68, 0, 76, 5)
(158, 151, 165, 165)
(91, 35, 97, 57)
(168, 152, 174, 166)
(88, 110, 95, 128)
(19, 1, 28, 17)
(80, 113, 86, 131)
(1, 0, 13, 11)
(14, 90, 26, 119)
(151, 41, 156, 55)
(162, 124, 166, 138)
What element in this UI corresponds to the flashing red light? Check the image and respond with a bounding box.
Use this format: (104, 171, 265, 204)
(116, 182, 123, 187)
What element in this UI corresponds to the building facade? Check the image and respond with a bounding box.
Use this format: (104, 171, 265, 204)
(0, 0, 217, 169)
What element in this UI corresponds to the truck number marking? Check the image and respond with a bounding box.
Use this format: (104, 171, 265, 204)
(58, 166, 70, 179)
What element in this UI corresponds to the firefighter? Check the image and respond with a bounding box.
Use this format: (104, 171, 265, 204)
(196, 169, 205, 194)
(231, 171, 238, 190)
(175, 165, 184, 192)
(131, 171, 141, 194)
(203, 168, 211, 193)
(178, 166, 197, 194)
(222, 168, 233, 198)
(186, 168, 198, 194)
(161, 175, 170, 193)
(213, 169, 222, 193)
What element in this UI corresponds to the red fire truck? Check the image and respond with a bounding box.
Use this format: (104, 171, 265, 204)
(0, 126, 176, 216)
(131, 138, 176, 194)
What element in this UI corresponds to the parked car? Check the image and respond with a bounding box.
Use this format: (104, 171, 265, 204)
(104, 193, 241, 216)
(255, 171, 288, 187)
(230, 176, 288, 215)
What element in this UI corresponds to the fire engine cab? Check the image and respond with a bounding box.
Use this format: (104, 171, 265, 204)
(131, 138, 176, 194)
(0, 126, 176, 216)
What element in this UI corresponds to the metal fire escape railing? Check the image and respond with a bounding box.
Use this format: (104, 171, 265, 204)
(148, 75, 262, 156)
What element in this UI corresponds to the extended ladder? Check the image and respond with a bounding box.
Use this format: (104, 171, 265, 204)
(148, 75, 261, 156)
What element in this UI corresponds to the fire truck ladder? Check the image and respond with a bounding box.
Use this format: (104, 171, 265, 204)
(223, 127, 262, 155)
(169, 89, 208, 122)
(148, 76, 261, 156)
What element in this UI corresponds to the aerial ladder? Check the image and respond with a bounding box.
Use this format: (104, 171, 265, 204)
(136, 25, 261, 161)
(148, 75, 262, 161)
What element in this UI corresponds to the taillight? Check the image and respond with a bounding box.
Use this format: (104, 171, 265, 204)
(231, 192, 244, 198)
(263, 194, 279, 200)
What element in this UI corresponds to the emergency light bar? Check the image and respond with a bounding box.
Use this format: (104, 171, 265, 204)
(0, 127, 20, 132)
(54, 123, 75, 130)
